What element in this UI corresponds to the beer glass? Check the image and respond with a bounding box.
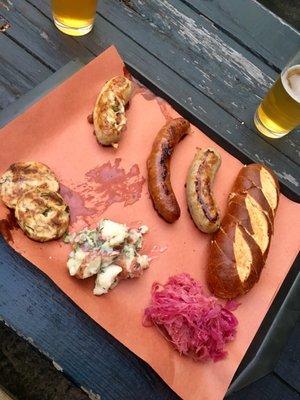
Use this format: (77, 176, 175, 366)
(254, 50, 300, 138)
(51, 0, 97, 36)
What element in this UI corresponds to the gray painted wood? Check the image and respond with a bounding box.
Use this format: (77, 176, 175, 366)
(0, 34, 52, 110)
(1, 0, 94, 70)
(181, 0, 300, 70)
(227, 372, 299, 400)
(274, 320, 300, 392)
(0, 1, 299, 398)
(0, 236, 179, 400)
(98, 0, 300, 165)
(7, 0, 300, 168)
(0, 60, 83, 128)
(23, 0, 300, 198)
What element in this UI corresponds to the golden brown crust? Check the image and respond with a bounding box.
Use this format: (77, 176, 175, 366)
(186, 148, 221, 233)
(227, 194, 272, 257)
(147, 118, 190, 223)
(93, 76, 133, 146)
(207, 163, 280, 299)
(15, 189, 69, 242)
(231, 164, 279, 215)
(0, 161, 59, 209)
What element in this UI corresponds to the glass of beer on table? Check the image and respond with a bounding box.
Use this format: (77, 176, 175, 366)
(254, 50, 300, 139)
(51, 0, 97, 36)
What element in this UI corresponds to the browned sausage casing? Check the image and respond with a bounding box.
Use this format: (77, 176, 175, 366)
(147, 118, 190, 223)
(186, 148, 221, 233)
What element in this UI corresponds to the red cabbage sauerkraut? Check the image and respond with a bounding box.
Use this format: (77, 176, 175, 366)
(143, 273, 238, 362)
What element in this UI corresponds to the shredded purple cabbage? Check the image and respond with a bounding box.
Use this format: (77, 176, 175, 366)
(143, 273, 239, 362)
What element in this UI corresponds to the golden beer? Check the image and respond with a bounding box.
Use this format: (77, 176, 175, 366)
(254, 65, 300, 138)
(52, 0, 97, 36)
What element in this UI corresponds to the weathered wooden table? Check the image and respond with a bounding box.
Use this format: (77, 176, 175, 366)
(0, 1, 299, 399)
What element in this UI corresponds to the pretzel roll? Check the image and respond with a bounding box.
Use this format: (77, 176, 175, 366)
(207, 164, 280, 299)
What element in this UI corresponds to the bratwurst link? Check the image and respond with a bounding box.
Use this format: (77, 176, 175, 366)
(186, 148, 221, 233)
(147, 118, 190, 223)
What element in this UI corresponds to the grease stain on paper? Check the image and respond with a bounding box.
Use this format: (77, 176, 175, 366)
(0, 210, 18, 243)
(60, 184, 95, 224)
(63, 159, 145, 225)
(133, 78, 173, 121)
(81, 158, 145, 211)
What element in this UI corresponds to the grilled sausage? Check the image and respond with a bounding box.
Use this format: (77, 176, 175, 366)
(186, 148, 221, 233)
(147, 118, 190, 223)
(93, 76, 133, 147)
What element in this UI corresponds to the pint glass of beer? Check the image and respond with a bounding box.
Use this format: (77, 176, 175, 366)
(51, 0, 97, 36)
(254, 50, 300, 138)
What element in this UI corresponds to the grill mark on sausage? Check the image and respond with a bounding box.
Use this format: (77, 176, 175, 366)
(195, 150, 219, 222)
(147, 118, 190, 223)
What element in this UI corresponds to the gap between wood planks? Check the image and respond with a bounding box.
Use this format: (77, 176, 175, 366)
(2, 0, 299, 195)
(6, 0, 300, 167)
(95, 2, 299, 167)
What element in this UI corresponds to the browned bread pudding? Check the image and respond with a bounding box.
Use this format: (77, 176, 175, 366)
(207, 163, 279, 299)
(0, 161, 59, 209)
(15, 189, 70, 242)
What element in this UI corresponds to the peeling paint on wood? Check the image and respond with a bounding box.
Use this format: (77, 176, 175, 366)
(53, 361, 63, 372)
(99, 0, 299, 165)
(182, 0, 300, 71)
(81, 388, 101, 400)
(276, 171, 299, 187)
(162, 1, 273, 89)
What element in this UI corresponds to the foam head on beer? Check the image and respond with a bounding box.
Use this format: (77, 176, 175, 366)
(255, 65, 300, 138)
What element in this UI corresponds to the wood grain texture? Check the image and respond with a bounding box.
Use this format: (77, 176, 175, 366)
(1, 0, 94, 70)
(99, 0, 300, 166)
(0, 60, 83, 128)
(9, 0, 300, 169)
(181, 0, 300, 70)
(0, 322, 88, 400)
(227, 372, 300, 400)
(0, 1, 299, 398)
(12, 0, 300, 199)
(0, 236, 179, 400)
(274, 320, 300, 392)
(0, 34, 52, 110)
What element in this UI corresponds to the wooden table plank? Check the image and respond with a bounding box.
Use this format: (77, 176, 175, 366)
(0, 237, 179, 400)
(16, 0, 300, 199)
(11, 0, 300, 168)
(1, 0, 94, 70)
(181, 0, 300, 71)
(227, 372, 300, 400)
(98, 0, 300, 166)
(274, 320, 300, 392)
(0, 322, 88, 400)
(0, 34, 52, 110)
(0, 1, 299, 398)
(0, 71, 22, 111)
(0, 60, 83, 128)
